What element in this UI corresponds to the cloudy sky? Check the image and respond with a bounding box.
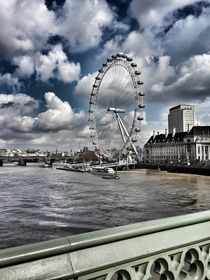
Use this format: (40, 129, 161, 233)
(0, 0, 210, 151)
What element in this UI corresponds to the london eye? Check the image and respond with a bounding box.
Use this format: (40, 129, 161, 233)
(89, 53, 145, 161)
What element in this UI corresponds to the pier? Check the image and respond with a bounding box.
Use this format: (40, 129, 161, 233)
(0, 211, 210, 279)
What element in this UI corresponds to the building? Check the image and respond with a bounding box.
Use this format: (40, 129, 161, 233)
(144, 126, 210, 164)
(168, 104, 195, 133)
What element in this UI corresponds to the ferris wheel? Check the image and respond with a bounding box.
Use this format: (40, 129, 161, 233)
(89, 53, 145, 160)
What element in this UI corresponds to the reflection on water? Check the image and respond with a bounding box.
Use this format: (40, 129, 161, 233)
(0, 166, 210, 249)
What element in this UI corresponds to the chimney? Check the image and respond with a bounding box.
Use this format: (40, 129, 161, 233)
(153, 130, 156, 139)
(172, 127, 176, 138)
(165, 129, 168, 138)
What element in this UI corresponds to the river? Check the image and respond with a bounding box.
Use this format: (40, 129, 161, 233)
(0, 164, 210, 249)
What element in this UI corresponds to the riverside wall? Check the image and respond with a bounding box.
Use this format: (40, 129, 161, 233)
(137, 162, 210, 176)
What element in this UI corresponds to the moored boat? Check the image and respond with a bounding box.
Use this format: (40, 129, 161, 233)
(91, 166, 115, 176)
(102, 172, 120, 180)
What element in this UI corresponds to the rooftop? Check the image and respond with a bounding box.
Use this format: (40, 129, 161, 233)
(169, 104, 195, 112)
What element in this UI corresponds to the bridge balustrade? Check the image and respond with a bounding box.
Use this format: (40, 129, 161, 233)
(0, 211, 210, 279)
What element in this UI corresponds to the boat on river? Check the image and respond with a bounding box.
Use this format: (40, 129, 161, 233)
(102, 172, 120, 180)
(40, 163, 52, 168)
(56, 163, 87, 172)
(91, 166, 115, 176)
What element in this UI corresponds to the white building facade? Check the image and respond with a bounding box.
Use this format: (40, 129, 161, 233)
(168, 104, 196, 133)
(144, 126, 210, 164)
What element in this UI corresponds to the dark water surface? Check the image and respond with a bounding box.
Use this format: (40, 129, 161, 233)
(0, 165, 210, 249)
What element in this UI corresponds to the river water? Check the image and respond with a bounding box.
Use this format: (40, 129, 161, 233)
(0, 164, 210, 249)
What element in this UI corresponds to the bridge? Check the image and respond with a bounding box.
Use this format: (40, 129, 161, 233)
(0, 154, 74, 166)
(0, 211, 210, 279)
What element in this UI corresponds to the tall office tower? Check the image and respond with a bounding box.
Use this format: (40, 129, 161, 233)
(168, 104, 196, 133)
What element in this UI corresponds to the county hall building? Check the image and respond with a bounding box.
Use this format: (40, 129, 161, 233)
(144, 105, 210, 164)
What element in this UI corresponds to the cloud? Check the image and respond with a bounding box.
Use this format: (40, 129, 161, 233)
(0, 0, 56, 59)
(0, 93, 38, 113)
(0, 93, 38, 134)
(149, 53, 210, 102)
(0, 0, 115, 59)
(34, 92, 74, 131)
(97, 2, 210, 105)
(0, 92, 89, 149)
(74, 72, 98, 99)
(129, 0, 201, 28)
(123, 31, 162, 59)
(162, 6, 210, 64)
(0, 0, 116, 85)
(13, 44, 81, 83)
(35, 44, 81, 83)
(13, 56, 34, 78)
(0, 73, 20, 91)
(57, 0, 113, 52)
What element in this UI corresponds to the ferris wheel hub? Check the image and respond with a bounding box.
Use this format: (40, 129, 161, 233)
(108, 107, 125, 113)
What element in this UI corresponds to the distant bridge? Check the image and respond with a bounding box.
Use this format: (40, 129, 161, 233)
(0, 155, 74, 166)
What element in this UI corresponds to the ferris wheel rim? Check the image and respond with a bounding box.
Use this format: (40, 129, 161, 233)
(89, 53, 145, 159)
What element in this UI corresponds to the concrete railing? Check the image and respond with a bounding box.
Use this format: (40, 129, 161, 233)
(0, 211, 210, 279)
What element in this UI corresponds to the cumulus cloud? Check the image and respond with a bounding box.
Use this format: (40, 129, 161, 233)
(0, 92, 89, 149)
(0, 0, 56, 59)
(74, 72, 97, 99)
(34, 92, 74, 131)
(129, 0, 201, 28)
(0, 0, 116, 85)
(97, 1, 210, 105)
(12, 44, 81, 83)
(57, 0, 113, 52)
(35, 44, 80, 83)
(0, 0, 115, 59)
(0, 73, 20, 91)
(163, 6, 210, 64)
(0, 94, 39, 136)
(149, 53, 210, 102)
(0, 93, 38, 114)
(13, 56, 34, 78)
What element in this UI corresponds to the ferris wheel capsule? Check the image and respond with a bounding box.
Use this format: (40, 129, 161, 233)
(137, 81, 144, 85)
(137, 116, 144, 121)
(131, 63, 137, 67)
